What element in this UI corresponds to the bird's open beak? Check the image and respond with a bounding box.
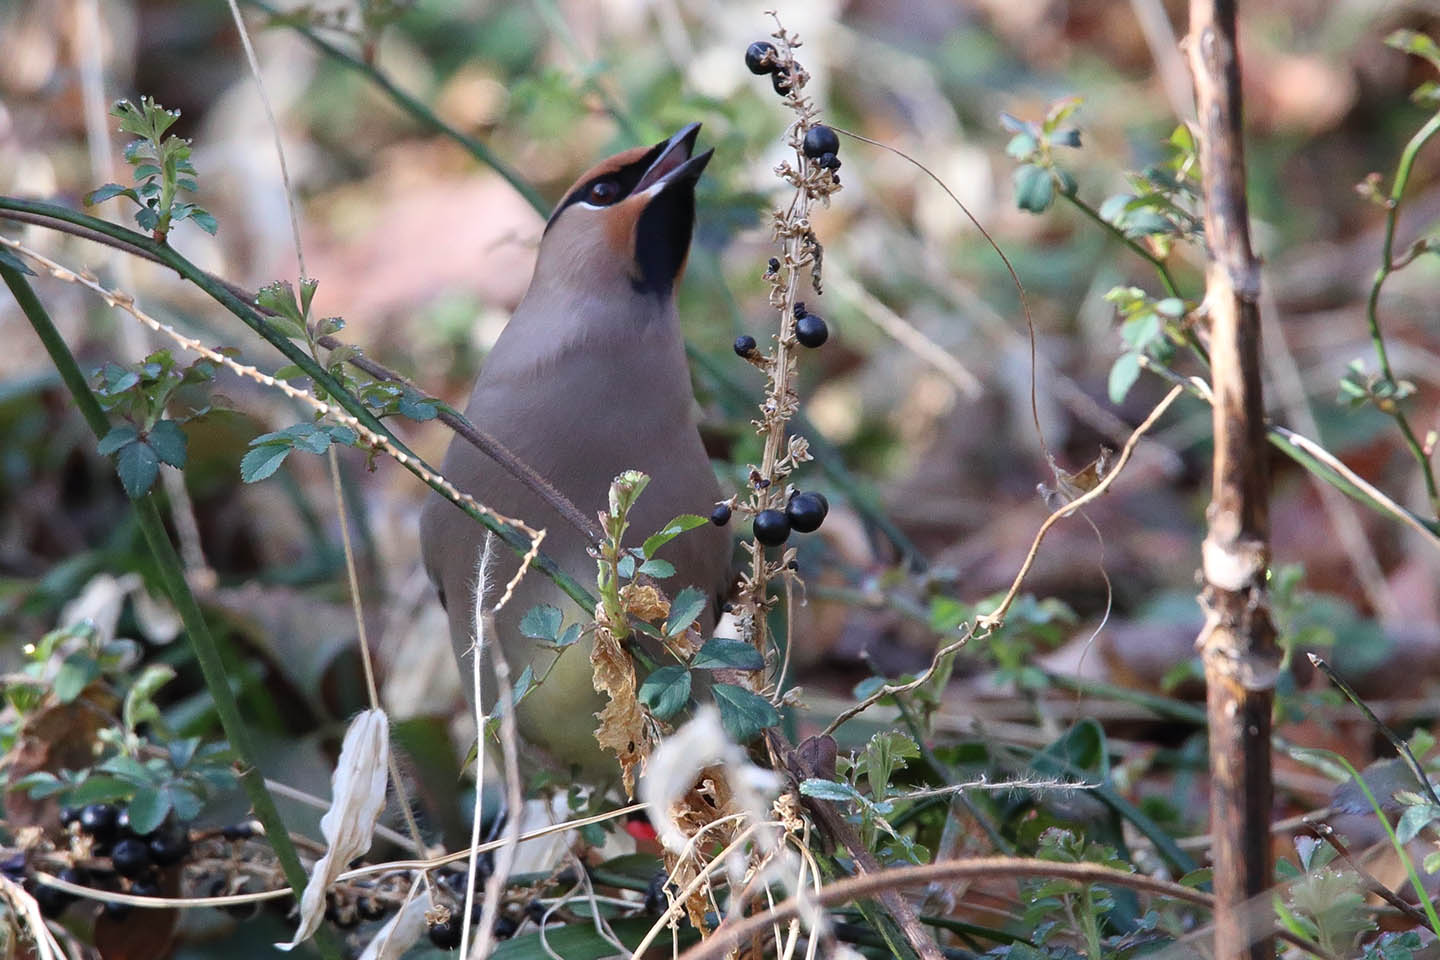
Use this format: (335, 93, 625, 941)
(635, 122, 714, 195)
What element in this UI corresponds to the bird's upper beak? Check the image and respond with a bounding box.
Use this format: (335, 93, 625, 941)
(634, 123, 714, 197)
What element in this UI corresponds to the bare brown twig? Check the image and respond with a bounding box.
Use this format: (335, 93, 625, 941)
(1185, 3, 1281, 959)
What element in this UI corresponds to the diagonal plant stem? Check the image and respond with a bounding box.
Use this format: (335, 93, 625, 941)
(236, 0, 548, 215)
(1364, 108, 1440, 518)
(0, 196, 603, 546)
(0, 262, 342, 960)
(0, 196, 595, 613)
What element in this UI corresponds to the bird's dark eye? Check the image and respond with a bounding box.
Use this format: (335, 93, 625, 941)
(587, 179, 621, 205)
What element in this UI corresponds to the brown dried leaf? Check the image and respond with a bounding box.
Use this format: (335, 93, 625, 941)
(620, 583, 670, 623)
(590, 625, 652, 798)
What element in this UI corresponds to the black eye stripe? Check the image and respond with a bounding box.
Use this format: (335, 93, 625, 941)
(544, 138, 669, 230)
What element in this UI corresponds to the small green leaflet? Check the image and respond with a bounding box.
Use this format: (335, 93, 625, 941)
(641, 514, 708, 558)
(520, 604, 564, 642)
(638, 666, 691, 721)
(712, 683, 779, 742)
(691, 639, 764, 671)
(664, 586, 708, 638)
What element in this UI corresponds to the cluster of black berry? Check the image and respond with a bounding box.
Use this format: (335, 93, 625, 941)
(745, 40, 797, 96)
(711, 489, 828, 548)
(14, 802, 195, 920)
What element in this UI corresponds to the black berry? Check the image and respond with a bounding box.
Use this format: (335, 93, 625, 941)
(147, 820, 191, 866)
(59, 806, 81, 828)
(110, 837, 151, 879)
(31, 879, 73, 917)
(710, 503, 732, 526)
(428, 916, 463, 949)
(795, 313, 828, 348)
(745, 41, 778, 75)
(793, 302, 807, 318)
(786, 492, 829, 533)
(79, 804, 119, 841)
(128, 877, 161, 898)
(733, 335, 757, 357)
(494, 915, 518, 939)
(0, 853, 26, 878)
(803, 125, 839, 160)
(221, 822, 255, 841)
(525, 899, 546, 923)
(753, 510, 791, 546)
(819, 152, 840, 170)
(771, 67, 793, 96)
(767, 257, 780, 273)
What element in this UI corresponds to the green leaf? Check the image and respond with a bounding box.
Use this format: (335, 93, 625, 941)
(638, 666, 691, 721)
(84, 183, 138, 206)
(1107, 353, 1142, 405)
(124, 663, 176, 733)
(617, 554, 636, 579)
(299, 277, 319, 316)
(691, 639, 764, 671)
(126, 786, 171, 836)
(712, 683, 779, 742)
(65, 775, 131, 806)
(641, 514, 709, 558)
(14, 772, 64, 798)
(99, 753, 161, 785)
(54, 652, 99, 703)
(146, 420, 188, 468)
(115, 438, 160, 498)
(519, 604, 564, 642)
(637, 558, 675, 578)
(165, 783, 204, 822)
(239, 443, 292, 483)
(97, 425, 140, 456)
(664, 586, 708, 638)
(273, 364, 307, 381)
(396, 390, 439, 421)
(189, 209, 218, 235)
(554, 624, 583, 649)
(1387, 29, 1440, 74)
(798, 777, 859, 802)
(0, 246, 36, 276)
(1013, 164, 1054, 213)
(1004, 132, 1038, 159)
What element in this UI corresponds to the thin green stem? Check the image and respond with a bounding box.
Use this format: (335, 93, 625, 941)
(2, 263, 342, 960)
(235, 0, 549, 216)
(1062, 192, 1210, 367)
(1365, 108, 1440, 518)
(0, 196, 595, 614)
(1324, 751, 1440, 939)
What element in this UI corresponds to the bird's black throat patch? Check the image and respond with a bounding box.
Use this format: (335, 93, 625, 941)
(632, 187, 696, 297)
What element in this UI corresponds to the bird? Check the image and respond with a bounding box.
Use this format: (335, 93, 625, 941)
(419, 123, 731, 784)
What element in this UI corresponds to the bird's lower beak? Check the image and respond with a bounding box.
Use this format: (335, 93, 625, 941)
(635, 122, 714, 195)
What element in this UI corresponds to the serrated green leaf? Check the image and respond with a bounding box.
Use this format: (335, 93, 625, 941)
(133, 163, 161, 180)
(1107, 353, 1142, 405)
(637, 558, 675, 578)
(1013, 164, 1054, 213)
(554, 624, 583, 649)
(519, 604, 564, 642)
(641, 515, 708, 559)
(798, 777, 859, 802)
(712, 683, 779, 742)
(146, 420, 188, 468)
(691, 639, 764, 671)
(189, 209, 218, 235)
(115, 439, 159, 498)
(617, 554, 636, 579)
(664, 586, 708, 638)
(125, 786, 171, 836)
(638, 666, 691, 721)
(239, 443, 292, 483)
(84, 183, 138, 206)
(97, 425, 140, 456)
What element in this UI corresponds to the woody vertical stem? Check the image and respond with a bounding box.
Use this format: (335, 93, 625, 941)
(1186, 4, 1280, 960)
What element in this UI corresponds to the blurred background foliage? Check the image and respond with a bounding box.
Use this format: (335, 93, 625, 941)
(3, 0, 1440, 955)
